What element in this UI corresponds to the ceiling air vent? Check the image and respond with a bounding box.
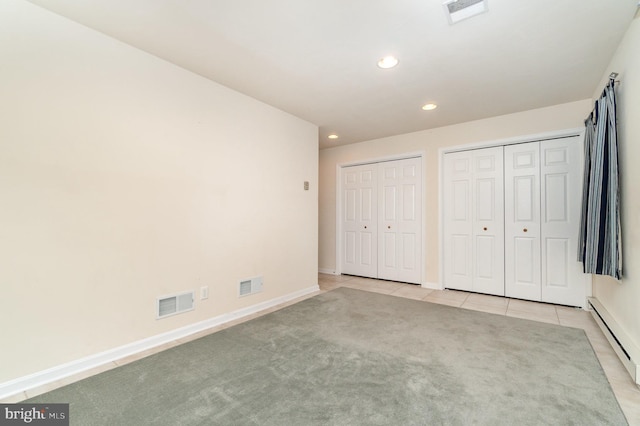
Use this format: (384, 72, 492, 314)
(443, 0, 488, 25)
(157, 291, 194, 319)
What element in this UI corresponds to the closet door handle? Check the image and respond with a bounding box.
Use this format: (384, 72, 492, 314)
(483, 227, 488, 231)
(388, 226, 391, 229)
(364, 226, 367, 229)
(523, 228, 528, 232)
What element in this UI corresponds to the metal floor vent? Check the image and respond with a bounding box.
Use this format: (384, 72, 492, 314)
(157, 291, 194, 319)
(239, 276, 263, 297)
(443, 0, 488, 24)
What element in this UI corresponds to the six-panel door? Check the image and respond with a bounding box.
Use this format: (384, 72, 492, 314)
(540, 136, 585, 306)
(443, 151, 473, 291)
(505, 142, 542, 301)
(444, 147, 505, 296)
(445, 137, 585, 306)
(378, 157, 422, 284)
(472, 147, 505, 296)
(342, 163, 378, 278)
(341, 158, 422, 284)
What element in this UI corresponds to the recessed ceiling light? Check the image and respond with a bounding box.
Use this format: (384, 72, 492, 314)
(377, 56, 399, 69)
(422, 103, 438, 111)
(328, 134, 339, 139)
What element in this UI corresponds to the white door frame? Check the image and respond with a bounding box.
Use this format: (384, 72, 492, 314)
(336, 151, 426, 285)
(438, 128, 592, 307)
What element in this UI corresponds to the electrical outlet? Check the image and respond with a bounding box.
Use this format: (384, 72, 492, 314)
(200, 286, 209, 300)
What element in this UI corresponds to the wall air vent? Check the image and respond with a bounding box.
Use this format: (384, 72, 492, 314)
(239, 276, 263, 297)
(157, 291, 194, 319)
(443, 0, 488, 25)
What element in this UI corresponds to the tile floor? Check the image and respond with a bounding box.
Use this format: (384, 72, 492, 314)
(4, 273, 640, 424)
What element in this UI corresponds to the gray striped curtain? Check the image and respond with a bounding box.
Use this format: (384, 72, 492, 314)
(577, 79, 621, 279)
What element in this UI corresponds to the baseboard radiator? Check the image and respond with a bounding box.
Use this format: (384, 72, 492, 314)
(588, 297, 640, 385)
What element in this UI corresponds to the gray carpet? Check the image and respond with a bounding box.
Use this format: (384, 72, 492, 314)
(28, 287, 627, 425)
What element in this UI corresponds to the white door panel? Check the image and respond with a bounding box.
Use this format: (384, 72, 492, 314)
(453, 181, 469, 220)
(514, 237, 536, 283)
(451, 235, 471, 278)
(382, 232, 396, 268)
(402, 233, 416, 270)
(444, 152, 473, 291)
(341, 157, 422, 284)
(360, 232, 374, 266)
(361, 187, 374, 221)
(475, 178, 496, 220)
(505, 142, 541, 301)
(444, 147, 504, 295)
(544, 174, 569, 222)
(345, 231, 356, 265)
(545, 238, 569, 287)
(403, 184, 416, 220)
(341, 164, 378, 278)
(541, 137, 586, 306)
(444, 137, 585, 306)
(514, 176, 535, 221)
(475, 235, 495, 277)
(378, 157, 422, 284)
(472, 147, 504, 296)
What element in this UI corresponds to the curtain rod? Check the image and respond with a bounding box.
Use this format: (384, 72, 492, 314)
(609, 72, 620, 84)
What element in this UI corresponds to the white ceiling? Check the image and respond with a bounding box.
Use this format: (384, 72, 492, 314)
(27, 0, 638, 149)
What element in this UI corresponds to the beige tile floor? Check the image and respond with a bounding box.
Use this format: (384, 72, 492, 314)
(4, 273, 640, 424)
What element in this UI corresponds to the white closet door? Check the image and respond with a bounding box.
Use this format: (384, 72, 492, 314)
(443, 151, 473, 291)
(444, 137, 585, 305)
(378, 157, 422, 284)
(444, 147, 504, 295)
(505, 142, 542, 301)
(472, 147, 505, 296)
(540, 136, 585, 306)
(342, 163, 378, 278)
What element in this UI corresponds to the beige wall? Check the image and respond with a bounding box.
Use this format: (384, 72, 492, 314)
(319, 99, 592, 284)
(0, 0, 318, 383)
(590, 16, 640, 354)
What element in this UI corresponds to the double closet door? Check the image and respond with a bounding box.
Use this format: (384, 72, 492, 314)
(504, 137, 584, 306)
(443, 136, 585, 306)
(443, 147, 505, 296)
(342, 157, 422, 284)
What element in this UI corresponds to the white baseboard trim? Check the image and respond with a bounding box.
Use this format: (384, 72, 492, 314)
(0, 285, 320, 401)
(588, 297, 640, 385)
(421, 282, 442, 290)
(318, 268, 337, 275)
